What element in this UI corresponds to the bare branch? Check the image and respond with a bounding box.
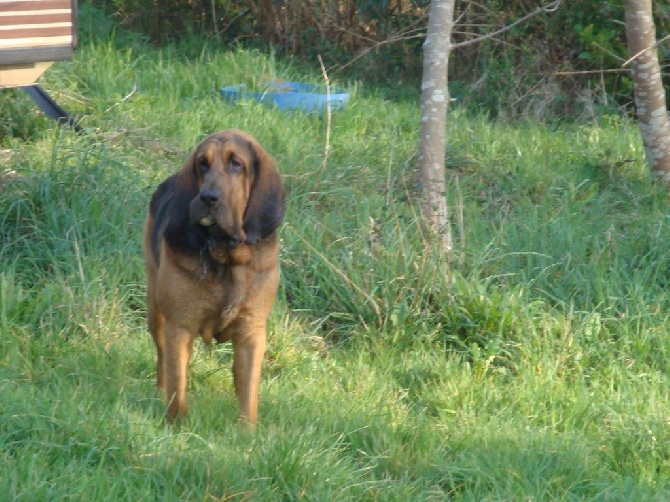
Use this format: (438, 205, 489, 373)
(329, 28, 426, 77)
(330, 0, 561, 77)
(452, 0, 561, 50)
(453, 2, 471, 26)
(622, 32, 670, 67)
(555, 69, 630, 77)
(317, 54, 332, 172)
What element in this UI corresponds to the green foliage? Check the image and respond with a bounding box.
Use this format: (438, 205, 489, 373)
(83, 0, 670, 118)
(1, 18, 670, 499)
(0, 90, 52, 141)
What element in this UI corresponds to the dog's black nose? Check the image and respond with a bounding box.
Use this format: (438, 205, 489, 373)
(199, 188, 219, 207)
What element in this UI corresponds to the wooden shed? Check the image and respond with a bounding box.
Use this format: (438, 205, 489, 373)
(0, 0, 77, 88)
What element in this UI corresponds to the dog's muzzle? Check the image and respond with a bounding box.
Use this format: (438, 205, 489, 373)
(197, 188, 219, 226)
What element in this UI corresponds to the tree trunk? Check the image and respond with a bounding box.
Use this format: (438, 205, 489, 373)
(624, 0, 670, 181)
(418, 0, 456, 255)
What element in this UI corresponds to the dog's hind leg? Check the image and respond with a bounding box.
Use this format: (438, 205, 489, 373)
(148, 309, 166, 390)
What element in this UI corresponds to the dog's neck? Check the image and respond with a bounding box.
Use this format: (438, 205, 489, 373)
(199, 236, 253, 277)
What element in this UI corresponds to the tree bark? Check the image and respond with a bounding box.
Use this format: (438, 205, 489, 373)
(624, 0, 670, 181)
(418, 0, 456, 255)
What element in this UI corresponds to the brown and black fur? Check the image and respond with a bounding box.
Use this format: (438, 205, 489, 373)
(143, 129, 284, 427)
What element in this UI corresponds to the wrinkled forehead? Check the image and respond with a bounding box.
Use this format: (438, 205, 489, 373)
(199, 134, 254, 165)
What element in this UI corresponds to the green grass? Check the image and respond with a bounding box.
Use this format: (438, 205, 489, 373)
(1, 22, 670, 500)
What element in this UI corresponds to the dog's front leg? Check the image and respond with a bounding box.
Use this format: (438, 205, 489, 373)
(232, 329, 267, 429)
(164, 325, 194, 421)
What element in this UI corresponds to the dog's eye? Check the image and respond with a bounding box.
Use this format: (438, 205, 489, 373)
(199, 157, 209, 173)
(229, 159, 243, 174)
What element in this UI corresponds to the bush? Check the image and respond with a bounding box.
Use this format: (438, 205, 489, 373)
(85, 1, 670, 118)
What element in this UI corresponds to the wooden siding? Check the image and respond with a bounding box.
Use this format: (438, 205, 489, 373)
(0, 0, 75, 53)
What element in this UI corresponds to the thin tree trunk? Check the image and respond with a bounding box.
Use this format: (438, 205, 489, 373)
(418, 0, 456, 255)
(624, 0, 670, 181)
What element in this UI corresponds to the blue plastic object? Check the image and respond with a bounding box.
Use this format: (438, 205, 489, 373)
(220, 81, 349, 113)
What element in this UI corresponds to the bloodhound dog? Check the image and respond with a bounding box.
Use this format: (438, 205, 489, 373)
(143, 129, 284, 427)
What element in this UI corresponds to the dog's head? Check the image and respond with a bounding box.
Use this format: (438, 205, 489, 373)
(185, 129, 285, 247)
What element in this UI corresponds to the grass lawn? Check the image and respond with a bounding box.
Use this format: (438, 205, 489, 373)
(1, 19, 669, 501)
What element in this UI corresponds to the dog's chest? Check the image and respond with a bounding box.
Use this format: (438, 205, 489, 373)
(197, 266, 248, 342)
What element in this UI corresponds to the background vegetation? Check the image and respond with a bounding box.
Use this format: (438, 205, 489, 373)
(90, 0, 670, 118)
(1, 2, 670, 500)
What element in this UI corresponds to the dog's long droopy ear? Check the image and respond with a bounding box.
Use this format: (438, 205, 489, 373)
(243, 140, 285, 244)
(160, 146, 207, 253)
